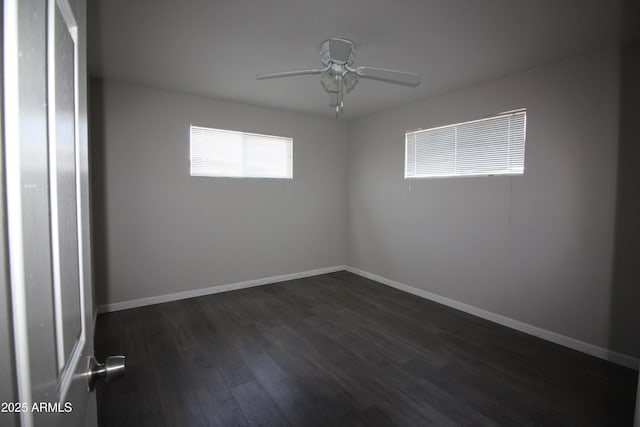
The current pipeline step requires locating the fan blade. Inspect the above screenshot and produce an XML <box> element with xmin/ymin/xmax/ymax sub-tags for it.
<box><xmin>256</xmin><ymin>69</ymin><xmax>324</xmax><ymax>80</ymax></box>
<box><xmin>355</xmin><ymin>66</ymin><xmax>421</xmax><ymax>86</ymax></box>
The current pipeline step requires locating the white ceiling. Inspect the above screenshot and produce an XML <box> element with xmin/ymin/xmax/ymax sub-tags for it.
<box><xmin>88</xmin><ymin>0</ymin><xmax>625</xmax><ymax>119</ymax></box>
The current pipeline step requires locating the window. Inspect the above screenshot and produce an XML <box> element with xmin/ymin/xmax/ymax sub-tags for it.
<box><xmin>405</xmin><ymin>109</ymin><xmax>526</xmax><ymax>178</ymax></box>
<box><xmin>190</xmin><ymin>125</ymin><xmax>293</xmax><ymax>178</ymax></box>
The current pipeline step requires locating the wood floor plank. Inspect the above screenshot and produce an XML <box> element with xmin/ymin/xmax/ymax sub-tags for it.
<box><xmin>181</xmin><ymin>348</ymin><xmax>250</xmax><ymax>427</ymax></box>
<box><xmin>231</xmin><ymin>380</ymin><xmax>291</xmax><ymax>427</ymax></box>
<box><xmin>96</xmin><ymin>272</ymin><xmax>638</xmax><ymax>426</ymax></box>
<box><xmin>238</xmin><ymin>349</ymin><xmax>330</xmax><ymax>427</ymax></box>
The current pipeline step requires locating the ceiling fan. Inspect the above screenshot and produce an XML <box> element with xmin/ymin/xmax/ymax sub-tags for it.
<box><xmin>256</xmin><ymin>37</ymin><xmax>421</xmax><ymax>117</ymax></box>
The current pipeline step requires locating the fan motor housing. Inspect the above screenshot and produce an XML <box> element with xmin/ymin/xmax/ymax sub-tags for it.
<box><xmin>321</xmin><ymin>37</ymin><xmax>356</xmax><ymax>66</ymax></box>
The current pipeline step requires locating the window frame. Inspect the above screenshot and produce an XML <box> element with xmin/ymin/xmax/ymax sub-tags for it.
<box><xmin>404</xmin><ymin>109</ymin><xmax>527</xmax><ymax>180</ymax></box>
<box><xmin>189</xmin><ymin>124</ymin><xmax>294</xmax><ymax>179</ymax></box>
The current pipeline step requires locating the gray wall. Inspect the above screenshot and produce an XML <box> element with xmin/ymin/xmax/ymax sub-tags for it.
<box><xmin>91</xmin><ymin>80</ymin><xmax>347</xmax><ymax>306</ymax></box>
<box><xmin>347</xmin><ymin>49</ymin><xmax>633</xmax><ymax>355</ymax></box>
<box><xmin>611</xmin><ymin>41</ymin><xmax>640</xmax><ymax>358</ymax></box>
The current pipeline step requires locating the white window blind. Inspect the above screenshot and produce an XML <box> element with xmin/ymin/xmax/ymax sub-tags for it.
<box><xmin>405</xmin><ymin>110</ymin><xmax>526</xmax><ymax>178</ymax></box>
<box><xmin>190</xmin><ymin>126</ymin><xmax>293</xmax><ymax>178</ymax></box>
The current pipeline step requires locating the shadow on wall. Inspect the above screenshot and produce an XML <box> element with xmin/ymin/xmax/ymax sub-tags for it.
<box><xmin>87</xmin><ymin>0</ymin><xmax>110</xmax><ymax>311</ymax></box>
<box><xmin>89</xmin><ymin>79</ymin><xmax>110</xmax><ymax>308</ymax></box>
<box><xmin>609</xmin><ymin>31</ymin><xmax>640</xmax><ymax>357</ymax></box>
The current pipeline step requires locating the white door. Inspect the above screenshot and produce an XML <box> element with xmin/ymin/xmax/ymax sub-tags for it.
<box><xmin>2</xmin><ymin>0</ymin><xmax>108</xmax><ymax>425</ymax></box>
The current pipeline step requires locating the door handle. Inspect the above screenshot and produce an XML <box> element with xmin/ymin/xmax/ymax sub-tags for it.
<box><xmin>87</xmin><ymin>355</ymin><xmax>126</xmax><ymax>391</ymax></box>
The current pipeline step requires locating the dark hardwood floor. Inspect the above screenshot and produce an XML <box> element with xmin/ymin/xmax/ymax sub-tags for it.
<box><xmin>95</xmin><ymin>271</ymin><xmax>638</xmax><ymax>426</ymax></box>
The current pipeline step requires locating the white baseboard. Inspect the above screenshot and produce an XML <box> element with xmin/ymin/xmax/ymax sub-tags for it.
<box><xmin>345</xmin><ymin>266</ymin><xmax>639</xmax><ymax>370</ymax></box>
<box><xmin>97</xmin><ymin>265</ymin><xmax>346</xmax><ymax>314</ymax></box>
<box><xmin>96</xmin><ymin>263</ymin><xmax>638</xmax><ymax>370</ymax></box>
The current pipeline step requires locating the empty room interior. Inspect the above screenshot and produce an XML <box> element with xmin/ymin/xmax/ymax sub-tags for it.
<box><xmin>86</xmin><ymin>0</ymin><xmax>640</xmax><ymax>425</ymax></box>
<box><xmin>2</xmin><ymin>0</ymin><xmax>640</xmax><ymax>426</ymax></box>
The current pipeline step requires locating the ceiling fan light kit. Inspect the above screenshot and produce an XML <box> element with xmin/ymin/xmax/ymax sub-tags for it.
<box><xmin>256</xmin><ymin>37</ymin><xmax>421</xmax><ymax>118</ymax></box>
